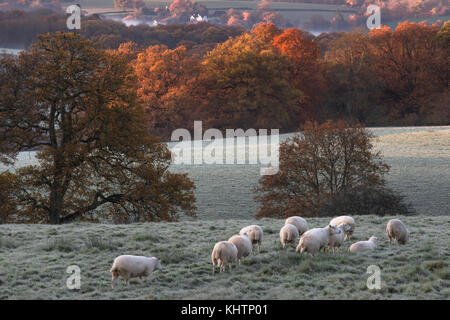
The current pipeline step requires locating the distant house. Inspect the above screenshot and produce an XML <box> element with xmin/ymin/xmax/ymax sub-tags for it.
<box><xmin>190</xmin><ymin>14</ymin><xmax>208</xmax><ymax>23</ymax></box>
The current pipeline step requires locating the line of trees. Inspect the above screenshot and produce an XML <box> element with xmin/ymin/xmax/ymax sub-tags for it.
<box><xmin>0</xmin><ymin>22</ymin><xmax>447</xmax><ymax>224</ymax></box>
<box><xmin>0</xmin><ymin>10</ymin><xmax>245</xmax><ymax>50</ymax></box>
<box><xmin>4</xmin><ymin>20</ymin><xmax>440</xmax><ymax>138</ymax></box>
<box><xmin>123</xmin><ymin>21</ymin><xmax>448</xmax><ymax>139</ymax></box>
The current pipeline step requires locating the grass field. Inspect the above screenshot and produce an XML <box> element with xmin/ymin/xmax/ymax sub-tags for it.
<box><xmin>1</xmin><ymin>127</ymin><xmax>449</xmax><ymax>299</ymax></box>
<box><xmin>0</xmin><ymin>215</ymin><xmax>448</xmax><ymax>299</ymax></box>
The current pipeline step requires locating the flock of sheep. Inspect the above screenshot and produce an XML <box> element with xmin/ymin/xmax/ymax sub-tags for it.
<box><xmin>109</xmin><ymin>216</ymin><xmax>410</xmax><ymax>287</ymax></box>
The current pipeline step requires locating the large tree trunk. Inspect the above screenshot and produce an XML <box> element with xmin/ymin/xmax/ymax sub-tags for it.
<box><xmin>49</xmin><ymin>189</ymin><xmax>64</xmax><ymax>224</ymax></box>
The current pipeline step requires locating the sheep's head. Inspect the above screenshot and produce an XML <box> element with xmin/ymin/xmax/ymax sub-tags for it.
<box><xmin>338</xmin><ymin>223</ymin><xmax>352</xmax><ymax>233</ymax></box>
<box><xmin>327</xmin><ymin>225</ymin><xmax>339</xmax><ymax>235</ymax></box>
<box><xmin>155</xmin><ymin>257</ymin><xmax>163</xmax><ymax>271</ymax></box>
<box><xmin>369</xmin><ymin>236</ymin><xmax>378</xmax><ymax>245</ymax></box>
<box><xmin>110</xmin><ymin>269</ymin><xmax>120</xmax><ymax>277</ymax></box>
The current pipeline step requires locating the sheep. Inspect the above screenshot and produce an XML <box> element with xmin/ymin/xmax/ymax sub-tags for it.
<box><xmin>285</xmin><ymin>216</ymin><xmax>308</xmax><ymax>235</ymax></box>
<box><xmin>239</xmin><ymin>225</ymin><xmax>263</xmax><ymax>253</ymax></box>
<box><xmin>211</xmin><ymin>241</ymin><xmax>238</xmax><ymax>274</ymax></box>
<box><xmin>228</xmin><ymin>234</ymin><xmax>252</xmax><ymax>265</ymax></box>
<box><xmin>329</xmin><ymin>216</ymin><xmax>355</xmax><ymax>239</ymax></box>
<box><xmin>327</xmin><ymin>223</ymin><xmax>352</xmax><ymax>253</ymax></box>
<box><xmin>296</xmin><ymin>225</ymin><xmax>339</xmax><ymax>256</ymax></box>
<box><xmin>348</xmin><ymin>236</ymin><xmax>378</xmax><ymax>253</ymax></box>
<box><xmin>109</xmin><ymin>255</ymin><xmax>163</xmax><ymax>288</ymax></box>
<box><xmin>280</xmin><ymin>224</ymin><xmax>300</xmax><ymax>248</ymax></box>
<box><xmin>386</xmin><ymin>219</ymin><xmax>410</xmax><ymax>245</ymax></box>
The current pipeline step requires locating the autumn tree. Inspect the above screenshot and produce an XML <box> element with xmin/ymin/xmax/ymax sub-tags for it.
<box><xmin>254</xmin><ymin>120</ymin><xmax>390</xmax><ymax>218</ymax></box>
<box><xmin>368</xmin><ymin>22</ymin><xmax>447</xmax><ymax>123</ymax></box>
<box><xmin>323</xmin><ymin>31</ymin><xmax>380</xmax><ymax>122</ymax></box>
<box><xmin>272</xmin><ymin>28</ymin><xmax>324</xmax><ymax>120</ymax></box>
<box><xmin>134</xmin><ymin>44</ymin><xmax>203</xmax><ymax>137</ymax></box>
<box><xmin>200</xmin><ymin>24</ymin><xmax>303</xmax><ymax>131</ymax></box>
<box><xmin>0</xmin><ymin>32</ymin><xmax>196</xmax><ymax>224</ymax></box>
<box><xmin>0</xmin><ymin>171</ymin><xmax>17</xmax><ymax>223</ymax></box>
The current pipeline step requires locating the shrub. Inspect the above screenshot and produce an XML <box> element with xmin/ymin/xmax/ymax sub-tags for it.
<box><xmin>318</xmin><ymin>186</ymin><xmax>415</xmax><ymax>216</ymax></box>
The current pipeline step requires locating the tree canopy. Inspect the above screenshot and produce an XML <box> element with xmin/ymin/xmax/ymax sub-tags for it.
<box><xmin>0</xmin><ymin>32</ymin><xmax>196</xmax><ymax>224</ymax></box>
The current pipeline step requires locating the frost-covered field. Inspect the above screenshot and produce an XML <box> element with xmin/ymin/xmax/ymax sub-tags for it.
<box><xmin>4</xmin><ymin>126</ymin><xmax>449</xmax><ymax>220</ymax></box>
<box><xmin>0</xmin><ymin>126</ymin><xmax>449</xmax><ymax>299</ymax></box>
<box><xmin>168</xmin><ymin>126</ymin><xmax>450</xmax><ymax>220</ymax></box>
<box><xmin>0</xmin><ymin>215</ymin><xmax>448</xmax><ymax>299</ymax></box>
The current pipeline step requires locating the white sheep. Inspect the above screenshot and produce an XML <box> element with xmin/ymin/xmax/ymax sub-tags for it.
<box><xmin>239</xmin><ymin>225</ymin><xmax>263</xmax><ymax>253</ymax></box>
<box><xmin>211</xmin><ymin>241</ymin><xmax>238</xmax><ymax>274</ymax></box>
<box><xmin>296</xmin><ymin>225</ymin><xmax>339</xmax><ymax>256</ymax></box>
<box><xmin>280</xmin><ymin>224</ymin><xmax>300</xmax><ymax>248</ymax></box>
<box><xmin>285</xmin><ymin>216</ymin><xmax>308</xmax><ymax>235</ymax></box>
<box><xmin>348</xmin><ymin>236</ymin><xmax>378</xmax><ymax>253</ymax></box>
<box><xmin>386</xmin><ymin>219</ymin><xmax>410</xmax><ymax>245</ymax></box>
<box><xmin>228</xmin><ymin>234</ymin><xmax>252</xmax><ymax>264</ymax></box>
<box><xmin>109</xmin><ymin>255</ymin><xmax>163</xmax><ymax>288</ymax></box>
<box><xmin>329</xmin><ymin>216</ymin><xmax>355</xmax><ymax>239</ymax></box>
<box><xmin>328</xmin><ymin>223</ymin><xmax>352</xmax><ymax>253</ymax></box>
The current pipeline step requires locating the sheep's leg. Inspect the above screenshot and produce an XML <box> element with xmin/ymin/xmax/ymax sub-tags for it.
<box><xmin>258</xmin><ymin>242</ymin><xmax>261</xmax><ymax>253</ymax></box>
<box><xmin>229</xmin><ymin>262</ymin><xmax>232</xmax><ymax>271</ymax></box>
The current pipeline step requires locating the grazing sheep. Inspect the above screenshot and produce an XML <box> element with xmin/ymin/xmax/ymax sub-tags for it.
<box><xmin>109</xmin><ymin>255</ymin><xmax>163</xmax><ymax>288</ymax></box>
<box><xmin>386</xmin><ymin>219</ymin><xmax>410</xmax><ymax>245</ymax></box>
<box><xmin>349</xmin><ymin>236</ymin><xmax>378</xmax><ymax>253</ymax></box>
<box><xmin>211</xmin><ymin>241</ymin><xmax>238</xmax><ymax>274</ymax></box>
<box><xmin>328</xmin><ymin>223</ymin><xmax>352</xmax><ymax>253</ymax></box>
<box><xmin>296</xmin><ymin>225</ymin><xmax>339</xmax><ymax>256</ymax></box>
<box><xmin>285</xmin><ymin>216</ymin><xmax>308</xmax><ymax>235</ymax></box>
<box><xmin>228</xmin><ymin>234</ymin><xmax>252</xmax><ymax>264</ymax></box>
<box><xmin>239</xmin><ymin>225</ymin><xmax>263</xmax><ymax>253</ymax></box>
<box><xmin>280</xmin><ymin>224</ymin><xmax>300</xmax><ymax>248</ymax></box>
<box><xmin>329</xmin><ymin>216</ymin><xmax>355</xmax><ymax>239</ymax></box>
